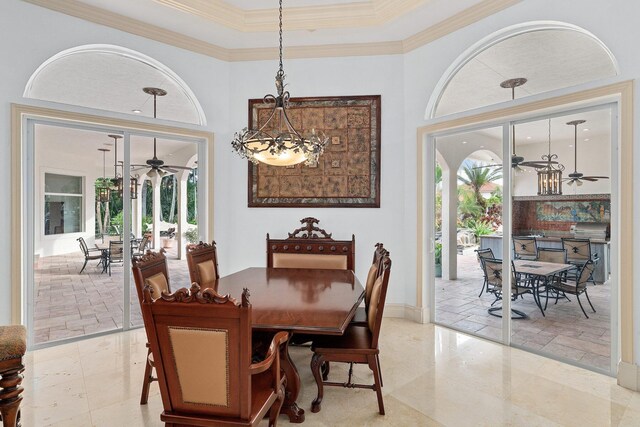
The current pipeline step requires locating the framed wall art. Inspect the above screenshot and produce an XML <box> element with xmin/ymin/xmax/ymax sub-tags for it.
<box><xmin>247</xmin><ymin>95</ymin><xmax>381</xmax><ymax>208</ymax></box>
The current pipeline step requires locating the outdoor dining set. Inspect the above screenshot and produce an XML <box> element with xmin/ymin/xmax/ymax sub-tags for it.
<box><xmin>477</xmin><ymin>236</ymin><xmax>599</xmax><ymax>319</ymax></box>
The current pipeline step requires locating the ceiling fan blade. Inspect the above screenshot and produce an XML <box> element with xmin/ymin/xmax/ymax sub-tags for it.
<box><xmin>163</xmin><ymin>167</ymin><xmax>179</xmax><ymax>173</ymax></box>
<box><xmin>472</xmin><ymin>163</ymin><xmax>502</xmax><ymax>169</ymax></box>
<box><xmin>582</xmin><ymin>176</ymin><xmax>609</xmax><ymax>180</ymax></box>
<box><xmin>519</xmin><ymin>160</ymin><xmax>559</xmax><ymax>167</ymax></box>
<box><xmin>164</xmin><ymin>165</ymin><xmax>194</xmax><ymax>170</ymax></box>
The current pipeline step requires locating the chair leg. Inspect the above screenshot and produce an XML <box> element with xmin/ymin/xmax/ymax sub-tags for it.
<box><xmin>478</xmin><ymin>278</ymin><xmax>486</xmax><ymax>297</ymax></box>
<box><xmin>79</xmin><ymin>258</ymin><xmax>88</xmax><ymax>274</ymax></box>
<box><xmin>268</xmin><ymin>383</ymin><xmax>285</xmax><ymax>427</ymax></box>
<box><xmin>0</xmin><ymin>364</ymin><xmax>24</xmax><ymax>427</ymax></box>
<box><xmin>140</xmin><ymin>349</ymin><xmax>153</xmax><ymax>405</ymax></box>
<box><xmin>321</xmin><ymin>361</ymin><xmax>330</xmax><ymax>381</ymax></box>
<box><xmin>576</xmin><ymin>294</ymin><xmax>589</xmax><ymax>319</ymax></box>
<box><xmin>368</xmin><ymin>355</ymin><xmax>385</xmax><ymax>415</ymax></box>
<box><xmin>376</xmin><ymin>354</ymin><xmax>383</xmax><ymax>388</ymax></box>
<box><xmin>310</xmin><ymin>353</ymin><xmax>325</xmax><ymax>413</ymax></box>
<box><xmin>584</xmin><ymin>289</ymin><xmax>596</xmax><ymax>313</ymax></box>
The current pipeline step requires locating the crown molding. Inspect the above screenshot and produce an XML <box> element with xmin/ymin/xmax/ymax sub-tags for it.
<box><xmin>23</xmin><ymin>0</ymin><xmax>520</xmax><ymax>61</ymax></box>
<box><xmin>154</xmin><ymin>0</ymin><xmax>426</xmax><ymax>32</ymax></box>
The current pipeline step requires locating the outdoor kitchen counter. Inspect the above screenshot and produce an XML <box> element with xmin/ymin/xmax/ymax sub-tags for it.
<box><xmin>479</xmin><ymin>235</ymin><xmax>610</xmax><ymax>283</ymax></box>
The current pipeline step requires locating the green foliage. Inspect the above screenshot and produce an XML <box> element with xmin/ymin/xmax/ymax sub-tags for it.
<box><xmin>434</xmin><ymin>242</ymin><xmax>442</xmax><ymax>265</ymax></box>
<box><xmin>457</xmin><ymin>186</ymin><xmax>483</xmax><ymax>220</ymax></box>
<box><xmin>110</xmin><ymin>211</ymin><xmax>123</xmax><ymax>235</ymax></box>
<box><xmin>184</xmin><ymin>227</ymin><xmax>199</xmax><ymax>244</ymax></box>
<box><xmin>457</xmin><ymin>162</ymin><xmax>502</xmax><ymax>211</ymax></box>
<box><xmin>463</xmin><ymin>219</ymin><xmax>494</xmax><ymax>239</ymax></box>
<box><xmin>486</xmin><ymin>186</ymin><xmax>503</xmax><ymax>207</ymax></box>
<box><xmin>141</xmin><ymin>215</ymin><xmax>152</xmax><ymax>234</ymax></box>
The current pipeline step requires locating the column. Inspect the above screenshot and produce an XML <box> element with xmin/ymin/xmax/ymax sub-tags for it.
<box><xmin>176</xmin><ymin>172</ymin><xmax>189</xmax><ymax>260</ymax></box>
<box><xmin>151</xmin><ymin>174</ymin><xmax>161</xmax><ymax>250</ymax></box>
<box><xmin>441</xmin><ymin>167</ymin><xmax>458</xmax><ymax>280</ymax></box>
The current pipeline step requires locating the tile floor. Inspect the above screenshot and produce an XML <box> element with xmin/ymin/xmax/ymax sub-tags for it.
<box><xmin>20</xmin><ymin>318</ymin><xmax>640</xmax><ymax>426</ymax></box>
<box><xmin>435</xmin><ymin>254</ymin><xmax>611</xmax><ymax>372</ymax></box>
<box><xmin>33</xmin><ymin>244</ymin><xmax>191</xmax><ymax>345</ymax></box>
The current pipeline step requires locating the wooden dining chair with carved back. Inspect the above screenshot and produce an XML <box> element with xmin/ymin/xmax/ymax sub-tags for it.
<box><xmin>310</xmin><ymin>251</ymin><xmax>391</xmax><ymax>416</ymax></box>
<box><xmin>351</xmin><ymin>243</ymin><xmax>387</xmax><ymax>326</ymax></box>
<box><xmin>186</xmin><ymin>241</ymin><xmax>220</xmax><ymax>289</ymax></box>
<box><xmin>131</xmin><ymin>249</ymin><xmax>171</xmax><ymax>405</ymax></box>
<box><xmin>140</xmin><ymin>283</ymin><xmax>288</xmax><ymax>427</ymax></box>
<box><xmin>267</xmin><ymin>217</ymin><xmax>355</xmax><ymax>271</ymax></box>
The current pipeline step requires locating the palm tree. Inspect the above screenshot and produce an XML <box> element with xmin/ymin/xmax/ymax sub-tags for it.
<box><xmin>457</xmin><ymin>162</ymin><xmax>502</xmax><ymax>211</ymax></box>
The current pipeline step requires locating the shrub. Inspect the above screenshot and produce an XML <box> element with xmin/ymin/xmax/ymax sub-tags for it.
<box><xmin>184</xmin><ymin>228</ymin><xmax>199</xmax><ymax>244</ymax></box>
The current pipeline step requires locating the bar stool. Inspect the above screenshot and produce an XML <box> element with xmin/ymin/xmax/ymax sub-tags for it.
<box><xmin>0</xmin><ymin>326</ymin><xmax>26</xmax><ymax>427</ymax></box>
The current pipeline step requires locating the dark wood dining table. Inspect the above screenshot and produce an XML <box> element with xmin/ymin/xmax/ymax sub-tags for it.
<box><xmin>513</xmin><ymin>259</ymin><xmax>575</xmax><ymax>316</ymax></box>
<box><xmin>214</xmin><ymin>267</ymin><xmax>365</xmax><ymax>423</ymax></box>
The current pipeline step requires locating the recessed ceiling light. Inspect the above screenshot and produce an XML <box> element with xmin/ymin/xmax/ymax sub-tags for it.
<box><xmin>526</xmin><ymin>136</ymin><xmax>532</xmax><ymax>140</ymax></box>
<box><xmin>480</xmin><ymin>145</ymin><xmax>484</xmax><ymax>148</ymax></box>
<box><xmin>462</xmin><ymin>141</ymin><xmax>467</xmax><ymax>144</ymax></box>
<box><xmin>583</xmin><ymin>128</ymin><xmax>589</xmax><ymax>132</ymax></box>
<box><xmin>584</xmin><ymin>138</ymin><xmax>590</xmax><ymax>142</ymax></box>
<box><xmin>132</xmin><ymin>109</ymin><xmax>142</xmax><ymax>114</ymax></box>
<box><xmin>569</xmin><ymin>144</ymin><xmax>573</xmax><ymax>147</ymax></box>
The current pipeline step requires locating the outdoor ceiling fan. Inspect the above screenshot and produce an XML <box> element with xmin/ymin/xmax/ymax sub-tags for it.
<box><xmin>130</xmin><ymin>87</ymin><xmax>193</xmax><ymax>177</ymax></box>
<box><xmin>563</xmin><ymin>119</ymin><xmax>609</xmax><ymax>186</ymax></box>
<box><xmin>478</xmin><ymin>78</ymin><xmax>559</xmax><ymax>171</ymax></box>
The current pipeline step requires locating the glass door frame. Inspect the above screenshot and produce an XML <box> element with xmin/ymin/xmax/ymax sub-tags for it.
<box><xmin>24</xmin><ymin>117</ymin><xmax>208</xmax><ymax>349</ymax></box>
<box><xmin>424</xmin><ymin>102</ymin><xmax>619</xmax><ymax>375</ymax></box>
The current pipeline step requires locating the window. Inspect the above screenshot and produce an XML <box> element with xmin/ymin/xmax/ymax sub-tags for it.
<box><xmin>44</xmin><ymin>173</ymin><xmax>83</xmax><ymax>235</ymax></box>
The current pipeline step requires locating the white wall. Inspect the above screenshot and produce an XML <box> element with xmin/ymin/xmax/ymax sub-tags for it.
<box><xmin>219</xmin><ymin>55</ymin><xmax>407</xmax><ymax>306</ymax></box>
<box><xmin>0</xmin><ymin>0</ymin><xmax>230</xmax><ymax>323</ymax></box>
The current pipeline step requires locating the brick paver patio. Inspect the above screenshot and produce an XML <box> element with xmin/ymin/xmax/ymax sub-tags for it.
<box><xmin>33</xmin><ymin>244</ymin><xmax>191</xmax><ymax>345</ymax></box>
<box><xmin>435</xmin><ymin>253</ymin><xmax>611</xmax><ymax>373</ymax></box>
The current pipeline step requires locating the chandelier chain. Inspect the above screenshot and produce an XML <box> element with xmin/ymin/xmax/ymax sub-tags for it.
<box><xmin>278</xmin><ymin>0</ymin><xmax>284</xmax><ymax>77</ymax></box>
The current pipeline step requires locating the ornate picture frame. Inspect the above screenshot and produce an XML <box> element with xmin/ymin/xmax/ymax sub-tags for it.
<box><xmin>247</xmin><ymin>95</ymin><xmax>381</xmax><ymax>208</ymax></box>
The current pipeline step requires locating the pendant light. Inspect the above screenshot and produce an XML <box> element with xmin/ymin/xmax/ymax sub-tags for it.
<box><xmin>231</xmin><ymin>0</ymin><xmax>329</xmax><ymax>166</ymax></box>
<box><xmin>536</xmin><ymin>119</ymin><xmax>564</xmax><ymax>195</ymax></box>
<box><xmin>109</xmin><ymin>134</ymin><xmax>139</xmax><ymax>199</ymax></box>
<box><xmin>97</xmin><ymin>148</ymin><xmax>111</xmax><ymax>203</ymax></box>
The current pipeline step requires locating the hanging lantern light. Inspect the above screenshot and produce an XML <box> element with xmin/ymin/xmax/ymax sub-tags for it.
<box><xmin>97</xmin><ymin>148</ymin><xmax>111</xmax><ymax>203</ymax></box>
<box><xmin>108</xmin><ymin>134</ymin><xmax>139</xmax><ymax>199</ymax></box>
<box><xmin>536</xmin><ymin>119</ymin><xmax>564</xmax><ymax>195</ymax></box>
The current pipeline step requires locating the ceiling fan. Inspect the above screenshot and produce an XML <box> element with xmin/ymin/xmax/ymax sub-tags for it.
<box><xmin>131</xmin><ymin>87</ymin><xmax>193</xmax><ymax>177</ymax></box>
<box><xmin>563</xmin><ymin>119</ymin><xmax>609</xmax><ymax>186</ymax></box>
<box><xmin>477</xmin><ymin>78</ymin><xmax>559</xmax><ymax>171</ymax></box>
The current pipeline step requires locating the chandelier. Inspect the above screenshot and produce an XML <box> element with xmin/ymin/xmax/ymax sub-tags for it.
<box><xmin>536</xmin><ymin>119</ymin><xmax>564</xmax><ymax>195</ymax></box>
<box><xmin>97</xmin><ymin>148</ymin><xmax>111</xmax><ymax>203</ymax></box>
<box><xmin>231</xmin><ymin>0</ymin><xmax>328</xmax><ymax>166</ymax></box>
<box><xmin>108</xmin><ymin>134</ymin><xmax>139</xmax><ymax>199</ymax></box>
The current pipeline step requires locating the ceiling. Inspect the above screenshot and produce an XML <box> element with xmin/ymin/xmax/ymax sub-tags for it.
<box><xmin>28</xmin><ymin>0</ymin><xmax>491</xmax><ymax>50</ymax></box>
<box><xmin>35</xmin><ymin>124</ymin><xmax>198</xmax><ymax>172</ymax></box>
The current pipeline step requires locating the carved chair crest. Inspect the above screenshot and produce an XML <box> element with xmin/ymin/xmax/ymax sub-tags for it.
<box><xmin>143</xmin><ymin>282</ymin><xmax>250</xmax><ymax>307</ymax></box>
<box><xmin>287</xmin><ymin>217</ymin><xmax>333</xmax><ymax>240</ymax></box>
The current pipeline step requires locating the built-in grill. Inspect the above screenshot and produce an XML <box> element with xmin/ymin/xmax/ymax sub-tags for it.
<box><xmin>572</xmin><ymin>222</ymin><xmax>608</xmax><ymax>240</ymax></box>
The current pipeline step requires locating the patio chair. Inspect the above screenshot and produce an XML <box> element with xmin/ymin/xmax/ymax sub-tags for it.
<box><xmin>131</xmin><ymin>235</ymin><xmax>151</xmax><ymax>258</ymax></box>
<box><xmin>475</xmin><ymin>248</ymin><xmax>495</xmax><ymax>297</ymax></box>
<box><xmin>561</xmin><ymin>238</ymin><xmax>599</xmax><ymax>285</ymax></box>
<box><xmin>77</xmin><ymin>237</ymin><xmax>104</xmax><ymax>274</ymax></box>
<box><xmin>513</xmin><ymin>236</ymin><xmax>538</xmax><ymax>260</ymax></box>
<box><xmin>547</xmin><ymin>261</ymin><xmax>596</xmax><ymax>318</ymax></box>
<box><xmin>107</xmin><ymin>241</ymin><xmax>124</xmax><ymax>276</ymax></box>
<box><xmin>482</xmin><ymin>258</ymin><xmax>532</xmax><ymax>319</ymax></box>
<box><xmin>310</xmin><ymin>252</ymin><xmax>391</xmax><ymax>416</ymax></box>
<box><xmin>537</xmin><ymin>248</ymin><xmax>572</xmax><ymax>307</ymax></box>
<box><xmin>141</xmin><ymin>284</ymin><xmax>287</xmax><ymax>426</ymax></box>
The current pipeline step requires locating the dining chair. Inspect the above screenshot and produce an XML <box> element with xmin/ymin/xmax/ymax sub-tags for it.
<box><xmin>475</xmin><ymin>247</ymin><xmax>495</xmax><ymax>297</ymax></box>
<box><xmin>107</xmin><ymin>240</ymin><xmax>124</xmax><ymax>276</ymax></box>
<box><xmin>267</xmin><ymin>217</ymin><xmax>355</xmax><ymax>270</ymax></box>
<box><xmin>0</xmin><ymin>325</ymin><xmax>26</xmax><ymax>427</ymax></box>
<box><xmin>547</xmin><ymin>260</ymin><xmax>596</xmax><ymax>318</ymax></box>
<box><xmin>536</xmin><ymin>248</ymin><xmax>571</xmax><ymax>307</ymax></box>
<box><xmin>561</xmin><ymin>237</ymin><xmax>599</xmax><ymax>285</ymax></box>
<box><xmin>512</xmin><ymin>236</ymin><xmax>538</xmax><ymax>260</ymax></box>
<box><xmin>131</xmin><ymin>249</ymin><xmax>171</xmax><ymax>405</ymax></box>
<box><xmin>140</xmin><ymin>284</ymin><xmax>287</xmax><ymax>427</ymax></box>
<box><xmin>482</xmin><ymin>258</ymin><xmax>531</xmax><ymax>319</ymax></box>
<box><xmin>186</xmin><ymin>241</ymin><xmax>220</xmax><ymax>289</ymax></box>
<box><xmin>310</xmin><ymin>251</ymin><xmax>391</xmax><ymax>415</ymax></box>
<box><xmin>351</xmin><ymin>243</ymin><xmax>386</xmax><ymax>326</ymax></box>
<box><xmin>131</xmin><ymin>234</ymin><xmax>150</xmax><ymax>258</ymax></box>
<box><xmin>77</xmin><ymin>237</ymin><xmax>104</xmax><ymax>273</ymax></box>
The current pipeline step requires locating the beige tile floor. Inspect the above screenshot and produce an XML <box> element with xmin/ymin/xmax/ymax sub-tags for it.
<box><xmin>435</xmin><ymin>254</ymin><xmax>611</xmax><ymax>372</ymax></box>
<box><xmin>33</xmin><ymin>245</ymin><xmax>191</xmax><ymax>345</ymax></box>
<box><xmin>20</xmin><ymin>318</ymin><xmax>640</xmax><ymax>426</ymax></box>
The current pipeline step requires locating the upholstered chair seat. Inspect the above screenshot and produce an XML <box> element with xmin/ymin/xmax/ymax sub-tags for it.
<box><xmin>0</xmin><ymin>325</ymin><xmax>27</xmax><ymax>427</ymax></box>
<box><xmin>0</xmin><ymin>327</ymin><xmax>26</xmax><ymax>362</ymax></box>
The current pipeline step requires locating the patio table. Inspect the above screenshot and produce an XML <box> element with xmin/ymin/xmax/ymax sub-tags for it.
<box><xmin>513</xmin><ymin>260</ymin><xmax>575</xmax><ymax>316</ymax></box>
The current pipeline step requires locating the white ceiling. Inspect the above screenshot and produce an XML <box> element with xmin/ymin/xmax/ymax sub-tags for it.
<box><xmin>435</xmin><ymin>30</ymin><xmax>617</xmax><ymax>117</ymax></box>
<box><xmin>73</xmin><ymin>0</ymin><xmax>481</xmax><ymax>48</ymax></box>
<box><xmin>35</xmin><ymin>124</ymin><xmax>198</xmax><ymax>171</ymax></box>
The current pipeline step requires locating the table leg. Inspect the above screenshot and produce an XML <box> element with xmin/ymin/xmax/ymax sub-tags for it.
<box><xmin>279</xmin><ymin>336</ymin><xmax>305</xmax><ymax>423</ymax></box>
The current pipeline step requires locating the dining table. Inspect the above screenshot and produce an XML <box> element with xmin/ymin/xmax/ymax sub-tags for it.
<box><xmin>513</xmin><ymin>259</ymin><xmax>576</xmax><ymax>316</ymax></box>
<box><xmin>214</xmin><ymin>267</ymin><xmax>365</xmax><ymax>423</ymax></box>
<box><xmin>94</xmin><ymin>242</ymin><xmax>110</xmax><ymax>273</ymax></box>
